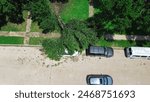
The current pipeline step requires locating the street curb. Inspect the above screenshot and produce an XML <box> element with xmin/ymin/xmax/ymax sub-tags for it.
<box><xmin>112</xmin><ymin>47</ymin><xmax>124</xmax><ymax>50</ymax></box>
<box><xmin>0</xmin><ymin>44</ymin><xmax>124</xmax><ymax>50</ymax></box>
<box><xmin>0</xmin><ymin>44</ymin><xmax>42</xmax><ymax>48</ymax></box>
<box><xmin>0</xmin><ymin>44</ymin><xmax>125</xmax><ymax>50</ymax></box>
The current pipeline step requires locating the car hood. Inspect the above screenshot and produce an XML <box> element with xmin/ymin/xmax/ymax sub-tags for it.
<box><xmin>106</xmin><ymin>47</ymin><xmax>114</xmax><ymax>57</ymax></box>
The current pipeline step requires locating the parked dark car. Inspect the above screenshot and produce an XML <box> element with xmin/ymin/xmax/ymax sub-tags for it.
<box><xmin>86</xmin><ymin>74</ymin><xmax>113</xmax><ymax>85</ymax></box>
<box><xmin>86</xmin><ymin>46</ymin><xmax>114</xmax><ymax>57</ymax></box>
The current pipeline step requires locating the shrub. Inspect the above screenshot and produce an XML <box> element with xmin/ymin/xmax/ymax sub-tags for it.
<box><xmin>42</xmin><ymin>39</ymin><xmax>65</xmax><ymax>60</ymax></box>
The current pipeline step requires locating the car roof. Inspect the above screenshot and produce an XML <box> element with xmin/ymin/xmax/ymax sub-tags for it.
<box><xmin>89</xmin><ymin>46</ymin><xmax>105</xmax><ymax>54</ymax></box>
<box><xmin>130</xmin><ymin>47</ymin><xmax>150</xmax><ymax>56</ymax></box>
<box><xmin>87</xmin><ymin>74</ymin><xmax>113</xmax><ymax>85</ymax></box>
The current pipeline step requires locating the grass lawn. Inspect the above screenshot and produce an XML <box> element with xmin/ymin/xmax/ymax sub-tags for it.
<box><xmin>60</xmin><ymin>0</ymin><xmax>89</xmax><ymax>23</ymax></box>
<box><xmin>0</xmin><ymin>11</ymin><xmax>28</xmax><ymax>32</ymax></box>
<box><xmin>30</xmin><ymin>22</ymin><xmax>43</xmax><ymax>32</ymax></box>
<box><xmin>0</xmin><ymin>36</ymin><xmax>24</xmax><ymax>44</ymax></box>
<box><xmin>97</xmin><ymin>38</ymin><xmax>150</xmax><ymax>47</ymax></box>
<box><xmin>29</xmin><ymin>37</ymin><xmax>47</xmax><ymax>45</ymax></box>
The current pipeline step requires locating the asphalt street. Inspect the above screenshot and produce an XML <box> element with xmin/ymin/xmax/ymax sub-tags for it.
<box><xmin>0</xmin><ymin>47</ymin><xmax>149</xmax><ymax>85</ymax></box>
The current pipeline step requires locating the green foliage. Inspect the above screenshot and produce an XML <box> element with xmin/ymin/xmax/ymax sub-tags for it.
<box><xmin>39</xmin><ymin>15</ymin><xmax>57</xmax><ymax>33</ymax></box>
<box><xmin>129</xmin><ymin>8</ymin><xmax>150</xmax><ymax>35</ymax></box>
<box><xmin>0</xmin><ymin>0</ymin><xmax>57</xmax><ymax>33</ymax></box>
<box><xmin>4</xmin><ymin>0</ymin><xmax>27</xmax><ymax>23</ymax></box>
<box><xmin>42</xmin><ymin>20</ymin><xmax>98</xmax><ymax>60</ymax></box>
<box><xmin>62</xmin><ymin>29</ymin><xmax>80</xmax><ymax>54</ymax></box>
<box><xmin>0</xmin><ymin>10</ymin><xmax>27</xmax><ymax>31</ymax></box>
<box><xmin>28</xmin><ymin>0</ymin><xmax>49</xmax><ymax>21</ymax></box>
<box><xmin>28</xmin><ymin>0</ymin><xmax>57</xmax><ymax>33</ymax></box>
<box><xmin>97</xmin><ymin>39</ymin><xmax>150</xmax><ymax>47</ymax></box>
<box><xmin>0</xmin><ymin>0</ymin><xmax>29</xmax><ymax>29</ymax></box>
<box><xmin>62</xmin><ymin>20</ymin><xmax>98</xmax><ymax>53</ymax></box>
<box><xmin>0</xmin><ymin>36</ymin><xmax>24</xmax><ymax>44</ymax></box>
<box><xmin>50</xmin><ymin>0</ymin><xmax>68</xmax><ymax>3</ymax></box>
<box><xmin>42</xmin><ymin>39</ymin><xmax>65</xmax><ymax>60</ymax></box>
<box><xmin>0</xmin><ymin>0</ymin><xmax>9</xmax><ymax>27</ymax></box>
<box><xmin>29</xmin><ymin>37</ymin><xmax>46</xmax><ymax>45</ymax></box>
<box><xmin>60</xmin><ymin>0</ymin><xmax>89</xmax><ymax>23</ymax></box>
<box><xmin>88</xmin><ymin>0</ymin><xmax>149</xmax><ymax>35</ymax></box>
<box><xmin>30</xmin><ymin>21</ymin><xmax>42</xmax><ymax>32</ymax></box>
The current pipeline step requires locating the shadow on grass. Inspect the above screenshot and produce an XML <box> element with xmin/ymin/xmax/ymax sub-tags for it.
<box><xmin>9</xmin><ymin>14</ymin><xmax>25</xmax><ymax>24</ymax></box>
<box><xmin>0</xmin><ymin>11</ymin><xmax>25</xmax><ymax>30</ymax></box>
<box><xmin>89</xmin><ymin>0</ymin><xmax>101</xmax><ymax>9</ymax></box>
<box><xmin>135</xmin><ymin>41</ymin><xmax>146</xmax><ymax>47</ymax></box>
<box><xmin>87</xmin><ymin>12</ymin><xmax>115</xmax><ymax>39</ymax></box>
<box><xmin>50</xmin><ymin>0</ymin><xmax>68</xmax><ymax>3</ymax></box>
<box><xmin>126</xmin><ymin>21</ymin><xmax>150</xmax><ymax>36</ymax></box>
<box><xmin>0</xmin><ymin>15</ymin><xmax>7</xmax><ymax>29</ymax></box>
<box><xmin>94</xmin><ymin>0</ymin><xmax>101</xmax><ymax>8</ymax></box>
<box><xmin>126</xmin><ymin>35</ymin><xmax>150</xmax><ymax>47</ymax></box>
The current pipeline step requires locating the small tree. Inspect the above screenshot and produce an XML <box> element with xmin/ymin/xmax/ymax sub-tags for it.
<box><xmin>42</xmin><ymin>20</ymin><xmax>98</xmax><ymax>60</ymax></box>
<box><xmin>42</xmin><ymin>39</ymin><xmax>65</xmax><ymax>60</ymax></box>
<box><xmin>62</xmin><ymin>28</ymin><xmax>80</xmax><ymax>54</ymax></box>
<box><xmin>28</xmin><ymin>0</ymin><xmax>57</xmax><ymax>33</ymax></box>
<box><xmin>39</xmin><ymin>15</ymin><xmax>56</xmax><ymax>33</ymax></box>
<box><xmin>62</xmin><ymin>20</ymin><xmax>98</xmax><ymax>54</ymax></box>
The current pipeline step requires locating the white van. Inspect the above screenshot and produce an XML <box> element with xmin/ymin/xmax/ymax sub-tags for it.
<box><xmin>124</xmin><ymin>47</ymin><xmax>150</xmax><ymax>59</ymax></box>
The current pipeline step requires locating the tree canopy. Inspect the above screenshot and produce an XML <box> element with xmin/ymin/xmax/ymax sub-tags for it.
<box><xmin>28</xmin><ymin>0</ymin><xmax>57</xmax><ymax>33</ymax></box>
<box><xmin>0</xmin><ymin>0</ymin><xmax>7</xmax><ymax>27</ymax></box>
<box><xmin>42</xmin><ymin>38</ymin><xmax>65</xmax><ymax>60</ymax></box>
<box><xmin>0</xmin><ymin>0</ymin><xmax>58</xmax><ymax>32</ymax></box>
<box><xmin>0</xmin><ymin>0</ymin><xmax>25</xmax><ymax>27</ymax></box>
<box><xmin>88</xmin><ymin>0</ymin><xmax>149</xmax><ymax>35</ymax></box>
<box><xmin>0</xmin><ymin>0</ymin><xmax>25</xmax><ymax>25</ymax></box>
<box><xmin>62</xmin><ymin>20</ymin><xmax>98</xmax><ymax>54</ymax></box>
<box><xmin>42</xmin><ymin>20</ymin><xmax>98</xmax><ymax>60</ymax></box>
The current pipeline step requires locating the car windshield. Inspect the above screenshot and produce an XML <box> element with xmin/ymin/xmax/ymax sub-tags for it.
<box><xmin>90</xmin><ymin>78</ymin><xmax>103</xmax><ymax>85</ymax></box>
<box><xmin>129</xmin><ymin>48</ymin><xmax>132</xmax><ymax>55</ymax></box>
<box><xmin>90</xmin><ymin>78</ymin><xmax>101</xmax><ymax>84</ymax></box>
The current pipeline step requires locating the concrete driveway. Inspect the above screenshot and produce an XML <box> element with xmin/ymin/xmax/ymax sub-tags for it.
<box><xmin>0</xmin><ymin>47</ymin><xmax>149</xmax><ymax>85</ymax></box>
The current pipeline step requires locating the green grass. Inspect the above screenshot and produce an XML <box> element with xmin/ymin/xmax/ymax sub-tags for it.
<box><xmin>97</xmin><ymin>38</ymin><xmax>150</xmax><ymax>47</ymax></box>
<box><xmin>30</xmin><ymin>22</ymin><xmax>43</xmax><ymax>32</ymax></box>
<box><xmin>29</xmin><ymin>37</ymin><xmax>47</xmax><ymax>45</ymax></box>
<box><xmin>94</xmin><ymin>8</ymin><xmax>101</xmax><ymax>14</ymax></box>
<box><xmin>93</xmin><ymin>0</ymin><xmax>101</xmax><ymax>14</ymax></box>
<box><xmin>60</xmin><ymin>0</ymin><xmax>89</xmax><ymax>23</ymax></box>
<box><xmin>0</xmin><ymin>11</ymin><xmax>28</xmax><ymax>31</ymax></box>
<box><xmin>0</xmin><ymin>36</ymin><xmax>24</xmax><ymax>44</ymax></box>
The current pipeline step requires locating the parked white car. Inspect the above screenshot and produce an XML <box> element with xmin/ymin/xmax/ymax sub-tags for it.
<box><xmin>124</xmin><ymin>47</ymin><xmax>150</xmax><ymax>59</ymax></box>
<box><xmin>63</xmin><ymin>49</ymin><xmax>79</xmax><ymax>56</ymax></box>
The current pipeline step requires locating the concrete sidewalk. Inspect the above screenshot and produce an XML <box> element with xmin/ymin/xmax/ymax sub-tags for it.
<box><xmin>89</xmin><ymin>5</ymin><xmax>94</xmax><ymax>17</ymax></box>
<box><xmin>104</xmin><ymin>34</ymin><xmax>150</xmax><ymax>41</ymax></box>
